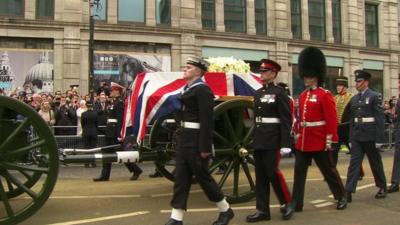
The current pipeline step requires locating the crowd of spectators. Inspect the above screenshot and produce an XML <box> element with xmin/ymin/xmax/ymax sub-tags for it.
<box><xmin>1</xmin><ymin>84</ymin><xmax>113</xmax><ymax>137</ymax></box>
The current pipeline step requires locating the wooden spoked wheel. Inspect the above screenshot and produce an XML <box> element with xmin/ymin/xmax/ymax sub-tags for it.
<box><xmin>0</xmin><ymin>96</ymin><xmax>58</xmax><ymax>225</ymax></box>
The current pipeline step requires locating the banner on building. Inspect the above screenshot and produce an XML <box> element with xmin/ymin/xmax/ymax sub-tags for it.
<box><xmin>93</xmin><ymin>52</ymin><xmax>171</xmax><ymax>91</ymax></box>
<box><xmin>0</xmin><ymin>50</ymin><xmax>54</xmax><ymax>95</ymax></box>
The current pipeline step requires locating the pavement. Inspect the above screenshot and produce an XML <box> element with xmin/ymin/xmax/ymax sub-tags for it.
<box><xmin>19</xmin><ymin>150</ymin><xmax>400</xmax><ymax>225</ymax></box>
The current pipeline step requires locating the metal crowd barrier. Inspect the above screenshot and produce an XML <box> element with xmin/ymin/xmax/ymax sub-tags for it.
<box><xmin>51</xmin><ymin>125</ymin><xmax>107</xmax><ymax>149</ymax></box>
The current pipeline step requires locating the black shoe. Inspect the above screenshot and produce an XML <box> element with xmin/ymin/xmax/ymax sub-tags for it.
<box><xmin>212</xmin><ymin>208</ymin><xmax>234</xmax><ymax>225</ymax></box>
<box><xmin>336</xmin><ymin>197</ymin><xmax>347</xmax><ymax>210</ymax></box>
<box><xmin>246</xmin><ymin>211</ymin><xmax>270</xmax><ymax>223</ymax></box>
<box><xmin>130</xmin><ymin>171</ymin><xmax>142</xmax><ymax>180</ymax></box>
<box><xmin>149</xmin><ymin>171</ymin><xmax>163</xmax><ymax>178</ymax></box>
<box><xmin>388</xmin><ymin>183</ymin><xmax>399</xmax><ymax>193</ymax></box>
<box><xmin>375</xmin><ymin>188</ymin><xmax>387</xmax><ymax>199</ymax></box>
<box><xmin>165</xmin><ymin>218</ymin><xmax>183</xmax><ymax>225</ymax></box>
<box><xmin>346</xmin><ymin>192</ymin><xmax>352</xmax><ymax>203</ymax></box>
<box><xmin>93</xmin><ymin>176</ymin><xmax>109</xmax><ymax>182</ymax></box>
<box><xmin>279</xmin><ymin>204</ymin><xmax>288</xmax><ymax>214</ymax></box>
<box><xmin>282</xmin><ymin>204</ymin><xmax>294</xmax><ymax>220</ymax></box>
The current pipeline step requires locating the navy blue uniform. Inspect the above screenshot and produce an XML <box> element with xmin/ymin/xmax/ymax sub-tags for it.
<box><xmin>170</xmin><ymin>79</ymin><xmax>224</xmax><ymax>210</ymax></box>
<box><xmin>345</xmin><ymin>88</ymin><xmax>387</xmax><ymax>193</ymax></box>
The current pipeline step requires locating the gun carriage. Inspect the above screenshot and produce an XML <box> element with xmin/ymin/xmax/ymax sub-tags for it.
<box><xmin>0</xmin><ymin>88</ymin><xmax>257</xmax><ymax>224</ymax></box>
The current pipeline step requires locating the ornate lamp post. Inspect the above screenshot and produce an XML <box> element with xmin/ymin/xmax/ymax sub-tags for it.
<box><xmin>88</xmin><ymin>0</ymin><xmax>100</xmax><ymax>93</ymax></box>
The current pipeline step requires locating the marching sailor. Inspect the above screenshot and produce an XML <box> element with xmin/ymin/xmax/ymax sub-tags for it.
<box><xmin>165</xmin><ymin>56</ymin><xmax>234</xmax><ymax>225</ymax></box>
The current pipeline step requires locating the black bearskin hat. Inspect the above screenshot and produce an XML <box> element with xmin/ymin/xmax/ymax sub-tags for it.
<box><xmin>298</xmin><ymin>47</ymin><xmax>326</xmax><ymax>86</ymax></box>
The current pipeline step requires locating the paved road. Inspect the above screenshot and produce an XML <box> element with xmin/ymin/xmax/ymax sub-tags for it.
<box><xmin>20</xmin><ymin>150</ymin><xmax>400</xmax><ymax>225</ymax></box>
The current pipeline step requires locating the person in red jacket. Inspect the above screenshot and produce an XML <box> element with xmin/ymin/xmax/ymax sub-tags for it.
<box><xmin>283</xmin><ymin>47</ymin><xmax>347</xmax><ymax>219</ymax></box>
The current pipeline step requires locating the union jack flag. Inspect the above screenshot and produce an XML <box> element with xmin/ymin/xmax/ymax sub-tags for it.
<box><xmin>121</xmin><ymin>72</ymin><xmax>262</xmax><ymax>143</ymax></box>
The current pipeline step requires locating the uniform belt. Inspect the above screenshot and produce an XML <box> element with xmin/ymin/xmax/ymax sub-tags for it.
<box><xmin>180</xmin><ymin>121</ymin><xmax>200</xmax><ymax>129</ymax></box>
<box><xmin>301</xmin><ymin>121</ymin><xmax>326</xmax><ymax>127</ymax></box>
<box><xmin>107</xmin><ymin>119</ymin><xmax>118</xmax><ymax>123</ymax></box>
<box><xmin>354</xmin><ymin>117</ymin><xmax>375</xmax><ymax>123</ymax></box>
<box><xmin>256</xmin><ymin>117</ymin><xmax>281</xmax><ymax>124</ymax></box>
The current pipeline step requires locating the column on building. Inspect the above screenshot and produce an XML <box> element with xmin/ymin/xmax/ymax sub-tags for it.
<box><xmin>274</xmin><ymin>0</ymin><xmax>291</xmax><ymax>38</ymax></box>
<box><xmin>388</xmin><ymin>53</ymin><xmax>399</xmax><ymax>98</ymax></box>
<box><xmin>325</xmin><ymin>0</ymin><xmax>334</xmax><ymax>43</ymax></box>
<box><xmin>347</xmin><ymin>0</ymin><xmax>362</xmax><ymax>46</ymax></box>
<box><xmin>275</xmin><ymin>41</ymin><xmax>290</xmax><ymax>84</ymax></box>
<box><xmin>146</xmin><ymin>0</ymin><xmax>157</xmax><ymax>26</ymax></box>
<box><xmin>25</xmin><ymin>0</ymin><xmax>36</xmax><ymax>19</ymax></box>
<box><xmin>108</xmin><ymin>0</ymin><xmax>118</xmax><ymax>24</ymax></box>
<box><xmin>300</xmin><ymin>0</ymin><xmax>310</xmax><ymax>40</ymax></box>
<box><xmin>246</xmin><ymin>0</ymin><xmax>256</xmax><ymax>35</ymax></box>
<box><xmin>215</xmin><ymin>0</ymin><xmax>225</xmax><ymax>32</ymax></box>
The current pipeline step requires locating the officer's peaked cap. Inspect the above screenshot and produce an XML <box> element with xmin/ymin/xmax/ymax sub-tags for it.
<box><xmin>111</xmin><ymin>82</ymin><xmax>125</xmax><ymax>92</ymax></box>
<box><xmin>298</xmin><ymin>47</ymin><xmax>326</xmax><ymax>85</ymax></box>
<box><xmin>259</xmin><ymin>59</ymin><xmax>281</xmax><ymax>73</ymax></box>
<box><xmin>186</xmin><ymin>56</ymin><xmax>209</xmax><ymax>72</ymax></box>
<box><xmin>354</xmin><ymin>70</ymin><xmax>371</xmax><ymax>82</ymax></box>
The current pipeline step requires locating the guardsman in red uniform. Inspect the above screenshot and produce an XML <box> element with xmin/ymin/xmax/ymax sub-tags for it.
<box><xmin>283</xmin><ymin>47</ymin><xmax>347</xmax><ymax>219</ymax></box>
<box><xmin>246</xmin><ymin>60</ymin><xmax>292</xmax><ymax>223</ymax></box>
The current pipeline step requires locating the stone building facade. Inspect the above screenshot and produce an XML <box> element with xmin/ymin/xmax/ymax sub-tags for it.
<box><xmin>0</xmin><ymin>0</ymin><xmax>399</xmax><ymax>98</ymax></box>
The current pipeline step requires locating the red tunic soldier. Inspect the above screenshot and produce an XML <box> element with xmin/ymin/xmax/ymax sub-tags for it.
<box><xmin>283</xmin><ymin>47</ymin><xmax>347</xmax><ymax>219</ymax></box>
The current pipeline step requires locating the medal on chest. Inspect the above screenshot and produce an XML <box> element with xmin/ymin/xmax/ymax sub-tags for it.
<box><xmin>309</xmin><ymin>94</ymin><xmax>318</xmax><ymax>102</ymax></box>
<box><xmin>365</xmin><ymin>97</ymin><xmax>369</xmax><ymax>104</ymax></box>
<box><xmin>260</xmin><ymin>94</ymin><xmax>276</xmax><ymax>103</ymax></box>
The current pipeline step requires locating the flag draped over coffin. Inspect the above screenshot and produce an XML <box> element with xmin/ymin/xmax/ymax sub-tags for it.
<box><xmin>121</xmin><ymin>72</ymin><xmax>262</xmax><ymax>143</ymax></box>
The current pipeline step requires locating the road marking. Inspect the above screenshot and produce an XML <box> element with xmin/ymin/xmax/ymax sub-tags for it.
<box><xmin>24</xmin><ymin>195</ymin><xmax>141</xmax><ymax>200</ymax></box>
<box><xmin>160</xmin><ymin>205</ymin><xmax>280</xmax><ymax>213</ymax></box>
<box><xmin>315</xmin><ymin>202</ymin><xmax>334</xmax><ymax>208</ymax></box>
<box><xmin>310</xmin><ymin>199</ymin><xmax>327</xmax><ymax>204</ymax></box>
<box><xmin>328</xmin><ymin>183</ymin><xmax>376</xmax><ymax>198</ymax></box>
<box><xmin>47</xmin><ymin>211</ymin><xmax>149</xmax><ymax>225</ymax></box>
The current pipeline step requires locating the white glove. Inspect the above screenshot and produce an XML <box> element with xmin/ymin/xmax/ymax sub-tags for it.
<box><xmin>348</xmin><ymin>143</ymin><xmax>352</xmax><ymax>148</ymax></box>
<box><xmin>280</xmin><ymin>148</ymin><xmax>292</xmax><ymax>156</ymax></box>
<box><xmin>375</xmin><ymin>143</ymin><xmax>383</xmax><ymax>149</ymax></box>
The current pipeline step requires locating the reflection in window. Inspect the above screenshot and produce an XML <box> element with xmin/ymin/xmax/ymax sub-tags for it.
<box><xmin>93</xmin><ymin>0</ymin><xmax>107</xmax><ymax>21</ymax></box>
<box><xmin>365</xmin><ymin>4</ymin><xmax>379</xmax><ymax>47</ymax></box>
<box><xmin>308</xmin><ymin>0</ymin><xmax>325</xmax><ymax>41</ymax></box>
<box><xmin>255</xmin><ymin>0</ymin><xmax>266</xmax><ymax>34</ymax></box>
<box><xmin>224</xmin><ymin>0</ymin><xmax>246</xmax><ymax>33</ymax></box>
<box><xmin>364</xmin><ymin>69</ymin><xmax>383</xmax><ymax>94</ymax></box>
<box><xmin>292</xmin><ymin>64</ymin><xmax>305</xmax><ymax>98</ymax></box>
<box><xmin>291</xmin><ymin>0</ymin><xmax>302</xmax><ymax>39</ymax></box>
<box><xmin>118</xmin><ymin>0</ymin><xmax>145</xmax><ymax>22</ymax></box>
<box><xmin>332</xmin><ymin>0</ymin><xmax>341</xmax><ymax>43</ymax></box>
<box><xmin>202</xmin><ymin>0</ymin><xmax>215</xmax><ymax>30</ymax></box>
<box><xmin>0</xmin><ymin>0</ymin><xmax>24</xmax><ymax>17</ymax></box>
<box><xmin>37</xmin><ymin>0</ymin><xmax>54</xmax><ymax>19</ymax></box>
<box><xmin>156</xmin><ymin>0</ymin><xmax>171</xmax><ymax>25</ymax></box>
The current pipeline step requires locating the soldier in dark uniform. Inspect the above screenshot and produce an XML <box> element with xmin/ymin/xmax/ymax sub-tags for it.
<box><xmin>93</xmin><ymin>82</ymin><xmax>142</xmax><ymax>181</ymax></box>
<box><xmin>246</xmin><ymin>59</ymin><xmax>292</xmax><ymax>223</ymax></box>
<box><xmin>284</xmin><ymin>47</ymin><xmax>347</xmax><ymax>219</ymax></box>
<box><xmin>388</xmin><ymin>98</ymin><xmax>400</xmax><ymax>193</ymax></box>
<box><xmin>81</xmin><ymin>101</ymin><xmax>98</xmax><ymax>150</ymax></box>
<box><xmin>165</xmin><ymin>56</ymin><xmax>234</xmax><ymax>225</ymax></box>
<box><xmin>345</xmin><ymin>70</ymin><xmax>387</xmax><ymax>202</ymax></box>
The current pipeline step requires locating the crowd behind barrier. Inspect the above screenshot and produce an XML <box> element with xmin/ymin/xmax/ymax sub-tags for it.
<box><xmin>0</xmin><ymin>87</ymin><xmax>398</xmax><ymax>152</ymax></box>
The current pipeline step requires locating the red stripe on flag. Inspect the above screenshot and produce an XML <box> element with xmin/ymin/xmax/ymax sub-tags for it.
<box><xmin>251</xmin><ymin>74</ymin><xmax>262</xmax><ymax>84</ymax></box>
<box><xmin>204</xmin><ymin>72</ymin><xmax>227</xmax><ymax>96</ymax></box>
<box><xmin>138</xmin><ymin>79</ymin><xmax>186</xmax><ymax>140</ymax></box>
<box><xmin>130</xmin><ymin>72</ymin><xmax>147</xmax><ymax>126</ymax></box>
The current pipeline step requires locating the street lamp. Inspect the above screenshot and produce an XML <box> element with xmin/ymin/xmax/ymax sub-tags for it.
<box><xmin>88</xmin><ymin>0</ymin><xmax>100</xmax><ymax>93</ymax></box>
